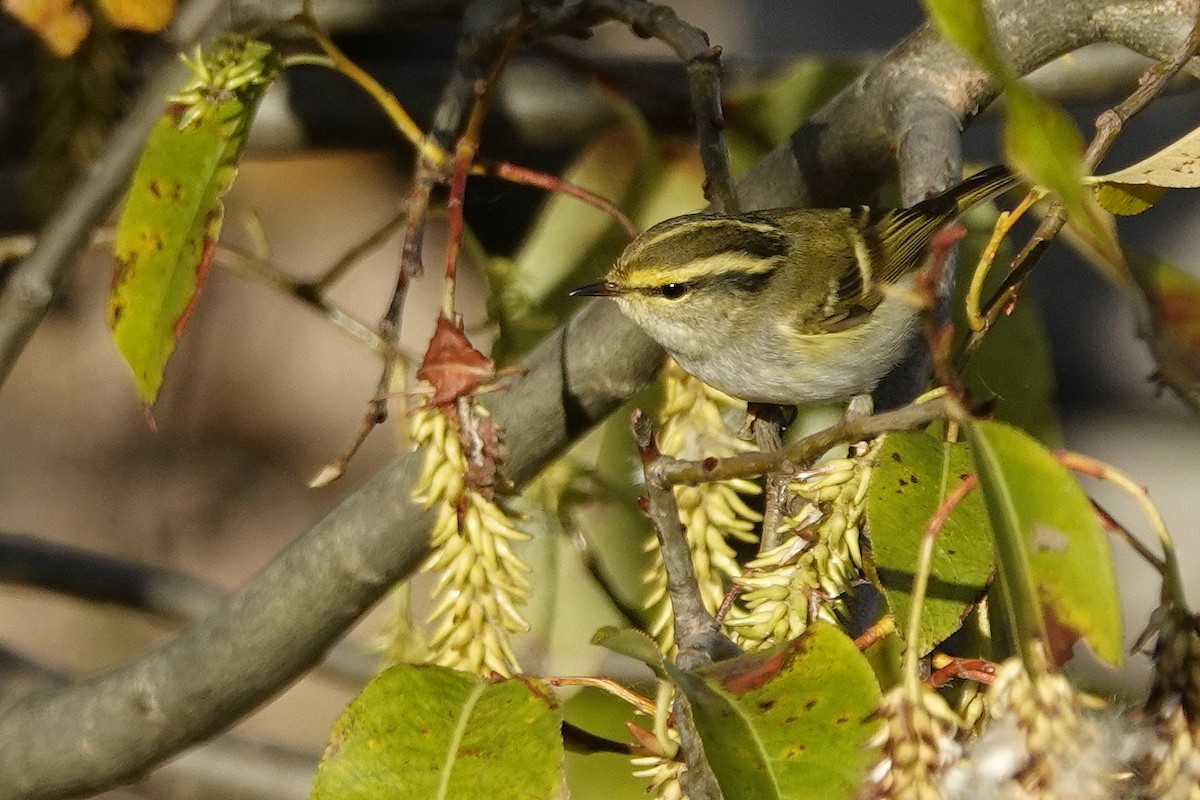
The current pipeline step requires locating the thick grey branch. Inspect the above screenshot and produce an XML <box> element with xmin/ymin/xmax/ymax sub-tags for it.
<box><xmin>0</xmin><ymin>532</ymin><xmax>379</xmax><ymax>687</ymax></box>
<box><xmin>0</xmin><ymin>644</ymin><xmax>319</xmax><ymax>800</ymax></box>
<box><xmin>737</xmin><ymin>0</ymin><xmax>1200</xmax><ymax>212</ymax></box>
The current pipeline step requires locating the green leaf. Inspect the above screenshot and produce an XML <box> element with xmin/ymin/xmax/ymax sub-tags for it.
<box><xmin>109</xmin><ymin>38</ymin><xmax>280</xmax><ymax>408</ymax></box>
<box><xmin>668</xmin><ymin>623</ymin><xmax>881</xmax><ymax>800</ymax></box>
<box><xmin>591</xmin><ymin>626</ymin><xmax>667</xmax><ymax>678</ymax></box>
<box><xmin>1002</xmin><ymin>86</ymin><xmax>1125</xmax><ymax>277</ymax></box>
<box><xmin>312</xmin><ymin>665</ymin><xmax>564</xmax><ymax>800</ymax></box>
<box><xmin>865</xmin><ymin>432</ymin><xmax>993</xmax><ymax>656</ymax></box>
<box><xmin>921</xmin><ymin>0</ymin><xmax>1008</xmax><ymax>77</ymax></box>
<box><xmin>966</xmin><ymin>420</ymin><xmax>1122</xmax><ymax>666</ymax></box>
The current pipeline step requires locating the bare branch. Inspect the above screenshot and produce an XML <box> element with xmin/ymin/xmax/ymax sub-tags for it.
<box><xmin>0</xmin><ymin>532</ymin><xmax>379</xmax><ymax>687</ymax></box>
<box><xmin>0</xmin><ymin>644</ymin><xmax>319</xmax><ymax>800</ymax></box>
<box><xmin>630</xmin><ymin>410</ymin><xmax>738</xmax><ymax>670</ymax></box>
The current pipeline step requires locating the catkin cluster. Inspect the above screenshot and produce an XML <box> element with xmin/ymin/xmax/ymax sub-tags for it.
<box><xmin>410</xmin><ymin>404</ymin><xmax>531</xmax><ymax>676</ymax></box>
<box><xmin>726</xmin><ymin>439</ymin><xmax>879</xmax><ymax>650</ymax></box>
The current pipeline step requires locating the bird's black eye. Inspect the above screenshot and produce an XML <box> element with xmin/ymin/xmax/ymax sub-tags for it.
<box><xmin>659</xmin><ymin>283</ymin><xmax>688</xmax><ymax>300</ymax></box>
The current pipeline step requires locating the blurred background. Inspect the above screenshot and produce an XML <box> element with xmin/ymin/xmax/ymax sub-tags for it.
<box><xmin>0</xmin><ymin>0</ymin><xmax>1196</xmax><ymax>796</ymax></box>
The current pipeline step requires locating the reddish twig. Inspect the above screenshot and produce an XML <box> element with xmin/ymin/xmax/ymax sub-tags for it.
<box><xmin>854</xmin><ymin>615</ymin><xmax>897</xmax><ymax>651</ymax></box>
<box><xmin>916</xmin><ymin>224</ymin><xmax>968</xmax><ymax>398</ymax></box>
<box><xmin>483</xmin><ymin>158</ymin><xmax>638</xmax><ymax>239</ymax></box>
<box><xmin>926</xmin><ymin>655</ymin><xmax>997</xmax><ymax>687</ymax></box>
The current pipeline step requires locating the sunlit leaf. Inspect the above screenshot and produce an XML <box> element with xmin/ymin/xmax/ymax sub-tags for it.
<box><xmin>865</xmin><ymin>432</ymin><xmax>993</xmax><ymax>656</ymax></box>
<box><xmin>967</xmin><ymin>420</ymin><xmax>1122</xmax><ymax>666</ymax></box>
<box><xmin>1089</xmin><ymin>125</ymin><xmax>1200</xmax><ymax>213</ymax></box>
<box><xmin>3</xmin><ymin>0</ymin><xmax>89</xmax><ymax>56</ymax></box>
<box><xmin>312</xmin><ymin>665</ymin><xmax>564</xmax><ymax>800</ymax></box>
<box><xmin>669</xmin><ymin>623</ymin><xmax>880</xmax><ymax>799</ymax></box>
<box><xmin>109</xmin><ymin>38</ymin><xmax>280</xmax><ymax>408</ymax></box>
<box><xmin>1093</xmin><ymin>182</ymin><xmax>1168</xmax><ymax>216</ymax></box>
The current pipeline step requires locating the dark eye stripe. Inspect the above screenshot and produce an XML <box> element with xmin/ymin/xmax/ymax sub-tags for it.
<box><xmin>710</xmin><ymin>266</ymin><xmax>776</xmax><ymax>295</ymax></box>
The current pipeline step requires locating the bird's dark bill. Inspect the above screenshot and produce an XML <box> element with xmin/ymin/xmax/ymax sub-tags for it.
<box><xmin>569</xmin><ymin>281</ymin><xmax>623</xmax><ymax>297</ymax></box>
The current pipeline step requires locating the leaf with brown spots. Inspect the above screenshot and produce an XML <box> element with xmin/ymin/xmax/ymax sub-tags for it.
<box><xmin>666</xmin><ymin>623</ymin><xmax>881</xmax><ymax>800</ymax></box>
<box><xmin>865</xmin><ymin>431</ymin><xmax>993</xmax><ymax>656</ymax></box>
<box><xmin>312</xmin><ymin>664</ymin><xmax>564</xmax><ymax>799</ymax></box>
<box><xmin>109</xmin><ymin>38</ymin><xmax>279</xmax><ymax>410</ymax></box>
<box><xmin>967</xmin><ymin>420</ymin><xmax>1122</xmax><ymax>666</ymax></box>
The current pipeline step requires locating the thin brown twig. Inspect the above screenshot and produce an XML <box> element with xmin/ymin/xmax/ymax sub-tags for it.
<box><xmin>546</xmin><ymin>675</ymin><xmax>657</xmax><ymax>715</ymax></box>
<box><xmin>917</xmin><ymin>224</ymin><xmax>969</xmax><ymax>398</ymax></box>
<box><xmin>443</xmin><ymin>16</ymin><xmax>528</xmax><ymax>317</ymax></box>
<box><xmin>1058</xmin><ymin>449</ymin><xmax>1185</xmax><ymax>605</ymax></box>
<box><xmin>310</xmin><ymin>209</ymin><xmax>409</xmax><ymax>292</ymax></box>
<box><xmin>926</xmin><ymin>655</ymin><xmax>997</xmax><ymax>687</ymax></box>
<box><xmin>531</xmin><ymin>0</ymin><xmax>738</xmax><ymax>214</ymax></box>
<box><xmin>653</xmin><ymin>395</ymin><xmax>951</xmax><ymax>486</ymax></box>
<box><xmin>215</xmin><ymin>243</ymin><xmax>391</xmax><ymax>355</ymax></box>
<box><xmin>1091</xmin><ymin>500</ymin><xmax>1165</xmax><ymax>573</ymax></box>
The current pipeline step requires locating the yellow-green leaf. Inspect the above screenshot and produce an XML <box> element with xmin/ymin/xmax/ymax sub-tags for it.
<box><xmin>312</xmin><ymin>665</ymin><xmax>564</xmax><ymax>800</ymax></box>
<box><xmin>96</xmin><ymin>0</ymin><xmax>173</xmax><ymax>31</ymax></box>
<box><xmin>109</xmin><ymin>38</ymin><xmax>280</xmax><ymax>408</ymax></box>
<box><xmin>966</xmin><ymin>420</ymin><xmax>1122</xmax><ymax>665</ymax></box>
<box><xmin>1088</xmin><ymin>121</ymin><xmax>1200</xmax><ymax>214</ymax></box>
<box><xmin>1090</xmin><ymin>124</ymin><xmax>1200</xmax><ymax>198</ymax></box>
<box><xmin>1093</xmin><ymin>182</ymin><xmax>1168</xmax><ymax>215</ymax></box>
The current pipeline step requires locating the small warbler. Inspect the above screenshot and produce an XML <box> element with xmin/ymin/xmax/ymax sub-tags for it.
<box><xmin>571</xmin><ymin>166</ymin><xmax>1018</xmax><ymax>406</ymax></box>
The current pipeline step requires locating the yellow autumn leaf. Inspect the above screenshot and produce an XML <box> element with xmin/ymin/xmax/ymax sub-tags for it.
<box><xmin>1085</xmin><ymin>125</ymin><xmax>1200</xmax><ymax>215</ymax></box>
<box><xmin>95</xmin><ymin>0</ymin><xmax>174</xmax><ymax>32</ymax></box>
<box><xmin>3</xmin><ymin>0</ymin><xmax>89</xmax><ymax>57</ymax></box>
